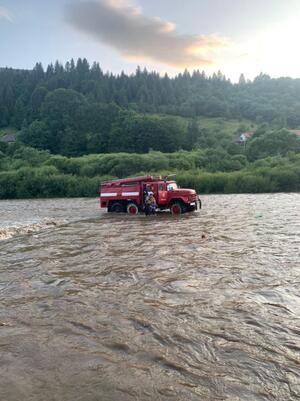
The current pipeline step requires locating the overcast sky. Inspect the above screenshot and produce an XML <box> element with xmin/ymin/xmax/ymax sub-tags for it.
<box><xmin>1</xmin><ymin>0</ymin><xmax>300</xmax><ymax>80</ymax></box>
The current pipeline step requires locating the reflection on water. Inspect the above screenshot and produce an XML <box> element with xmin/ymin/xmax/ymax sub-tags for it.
<box><xmin>0</xmin><ymin>194</ymin><xmax>300</xmax><ymax>401</ymax></box>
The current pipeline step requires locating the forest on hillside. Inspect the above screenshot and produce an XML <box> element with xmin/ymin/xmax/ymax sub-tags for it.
<box><xmin>0</xmin><ymin>59</ymin><xmax>300</xmax><ymax>198</ymax></box>
<box><xmin>2</xmin><ymin>59</ymin><xmax>300</xmax><ymax>127</ymax></box>
<box><xmin>1</xmin><ymin>58</ymin><xmax>300</xmax><ymax>156</ymax></box>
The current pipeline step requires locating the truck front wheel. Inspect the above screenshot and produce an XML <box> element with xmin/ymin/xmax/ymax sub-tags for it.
<box><xmin>170</xmin><ymin>202</ymin><xmax>185</xmax><ymax>215</ymax></box>
<box><xmin>127</xmin><ymin>203</ymin><xmax>139</xmax><ymax>215</ymax></box>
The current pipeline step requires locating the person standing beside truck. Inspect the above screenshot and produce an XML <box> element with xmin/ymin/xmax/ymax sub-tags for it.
<box><xmin>144</xmin><ymin>192</ymin><xmax>157</xmax><ymax>215</ymax></box>
<box><xmin>149</xmin><ymin>193</ymin><xmax>157</xmax><ymax>214</ymax></box>
<box><xmin>143</xmin><ymin>184</ymin><xmax>151</xmax><ymax>201</ymax></box>
<box><xmin>143</xmin><ymin>185</ymin><xmax>152</xmax><ymax>215</ymax></box>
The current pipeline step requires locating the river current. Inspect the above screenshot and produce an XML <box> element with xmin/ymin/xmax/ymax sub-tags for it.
<box><xmin>0</xmin><ymin>194</ymin><xmax>299</xmax><ymax>401</ymax></box>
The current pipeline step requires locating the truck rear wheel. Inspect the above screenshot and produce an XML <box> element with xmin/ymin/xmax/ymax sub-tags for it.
<box><xmin>170</xmin><ymin>202</ymin><xmax>184</xmax><ymax>215</ymax></box>
<box><xmin>127</xmin><ymin>203</ymin><xmax>138</xmax><ymax>215</ymax></box>
<box><xmin>110</xmin><ymin>202</ymin><xmax>124</xmax><ymax>213</ymax></box>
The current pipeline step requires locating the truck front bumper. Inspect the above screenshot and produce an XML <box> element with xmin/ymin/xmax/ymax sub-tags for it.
<box><xmin>187</xmin><ymin>196</ymin><xmax>201</xmax><ymax>211</ymax></box>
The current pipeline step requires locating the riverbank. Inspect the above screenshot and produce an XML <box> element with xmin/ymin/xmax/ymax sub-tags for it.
<box><xmin>0</xmin><ymin>145</ymin><xmax>299</xmax><ymax>199</ymax></box>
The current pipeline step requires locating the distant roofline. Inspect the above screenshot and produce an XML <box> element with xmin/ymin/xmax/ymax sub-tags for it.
<box><xmin>288</xmin><ymin>129</ymin><xmax>300</xmax><ymax>137</ymax></box>
<box><xmin>0</xmin><ymin>133</ymin><xmax>17</xmax><ymax>143</ymax></box>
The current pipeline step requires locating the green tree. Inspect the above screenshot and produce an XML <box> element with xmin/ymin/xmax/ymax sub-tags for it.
<box><xmin>12</xmin><ymin>97</ymin><xmax>27</xmax><ymax>129</ymax></box>
<box><xmin>19</xmin><ymin>120</ymin><xmax>52</xmax><ymax>150</ymax></box>
<box><xmin>30</xmin><ymin>86</ymin><xmax>48</xmax><ymax>120</ymax></box>
<box><xmin>247</xmin><ymin>129</ymin><xmax>300</xmax><ymax>161</ymax></box>
<box><xmin>40</xmin><ymin>88</ymin><xmax>86</xmax><ymax>154</ymax></box>
<box><xmin>184</xmin><ymin>119</ymin><xmax>200</xmax><ymax>150</ymax></box>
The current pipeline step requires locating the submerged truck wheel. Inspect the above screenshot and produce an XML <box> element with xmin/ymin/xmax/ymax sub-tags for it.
<box><xmin>127</xmin><ymin>203</ymin><xmax>138</xmax><ymax>215</ymax></box>
<box><xmin>110</xmin><ymin>202</ymin><xmax>124</xmax><ymax>213</ymax></box>
<box><xmin>170</xmin><ymin>202</ymin><xmax>184</xmax><ymax>215</ymax></box>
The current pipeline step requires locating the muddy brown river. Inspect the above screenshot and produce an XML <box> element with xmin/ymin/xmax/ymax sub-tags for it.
<box><xmin>0</xmin><ymin>194</ymin><xmax>300</xmax><ymax>401</ymax></box>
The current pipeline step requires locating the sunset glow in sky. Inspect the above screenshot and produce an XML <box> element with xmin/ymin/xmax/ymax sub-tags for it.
<box><xmin>1</xmin><ymin>0</ymin><xmax>300</xmax><ymax>81</ymax></box>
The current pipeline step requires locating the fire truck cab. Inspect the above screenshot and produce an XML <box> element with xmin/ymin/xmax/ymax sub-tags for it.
<box><xmin>100</xmin><ymin>175</ymin><xmax>201</xmax><ymax>215</ymax></box>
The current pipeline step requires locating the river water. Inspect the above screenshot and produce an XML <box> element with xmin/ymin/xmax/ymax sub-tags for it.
<box><xmin>0</xmin><ymin>194</ymin><xmax>300</xmax><ymax>401</ymax></box>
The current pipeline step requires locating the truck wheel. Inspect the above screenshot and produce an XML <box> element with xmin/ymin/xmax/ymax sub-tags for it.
<box><xmin>127</xmin><ymin>203</ymin><xmax>138</xmax><ymax>215</ymax></box>
<box><xmin>110</xmin><ymin>202</ymin><xmax>124</xmax><ymax>213</ymax></box>
<box><xmin>170</xmin><ymin>202</ymin><xmax>184</xmax><ymax>215</ymax></box>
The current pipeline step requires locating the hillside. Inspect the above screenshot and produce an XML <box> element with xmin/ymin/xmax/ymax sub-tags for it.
<box><xmin>0</xmin><ymin>59</ymin><xmax>300</xmax><ymax>199</ymax></box>
<box><xmin>0</xmin><ymin>59</ymin><xmax>300</xmax><ymax>157</ymax></box>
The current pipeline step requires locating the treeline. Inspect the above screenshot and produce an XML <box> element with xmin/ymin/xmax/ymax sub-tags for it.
<box><xmin>1</xmin><ymin>58</ymin><xmax>299</xmax><ymax>199</ymax></box>
<box><xmin>17</xmin><ymin>92</ymin><xmax>252</xmax><ymax>156</ymax></box>
<box><xmin>0</xmin><ymin>141</ymin><xmax>299</xmax><ymax>199</ymax></box>
<box><xmin>19</xmin><ymin>95</ymin><xmax>193</xmax><ymax>155</ymax></box>
<box><xmin>18</xmin><ymin>101</ymin><xmax>299</xmax><ymax>160</ymax></box>
<box><xmin>1</xmin><ymin>58</ymin><xmax>300</xmax><ymax>133</ymax></box>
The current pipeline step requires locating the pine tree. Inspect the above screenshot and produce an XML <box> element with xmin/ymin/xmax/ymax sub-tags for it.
<box><xmin>239</xmin><ymin>73</ymin><xmax>246</xmax><ymax>85</ymax></box>
<box><xmin>12</xmin><ymin>97</ymin><xmax>27</xmax><ymax>129</ymax></box>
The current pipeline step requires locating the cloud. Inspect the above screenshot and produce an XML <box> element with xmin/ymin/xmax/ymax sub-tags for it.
<box><xmin>65</xmin><ymin>0</ymin><xmax>228</xmax><ymax>68</ymax></box>
<box><xmin>0</xmin><ymin>6</ymin><xmax>12</xmax><ymax>22</ymax></box>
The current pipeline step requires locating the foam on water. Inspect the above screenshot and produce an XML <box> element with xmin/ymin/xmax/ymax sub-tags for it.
<box><xmin>0</xmin><ymin>219</ymin><xmax>60</xmax><ymax>240</ymax></box>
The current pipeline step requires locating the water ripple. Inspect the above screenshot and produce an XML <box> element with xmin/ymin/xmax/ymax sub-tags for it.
<box><xmin>0</xmin><ymin>194</ymin><xmax>299</xmax><ymax>401</ymax></box>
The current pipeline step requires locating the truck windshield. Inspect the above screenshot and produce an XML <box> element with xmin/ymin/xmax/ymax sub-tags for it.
<box><xmin>167</xmin><ymin>182</ymin><xmax>178</xmax><ymax>191</ymax></box>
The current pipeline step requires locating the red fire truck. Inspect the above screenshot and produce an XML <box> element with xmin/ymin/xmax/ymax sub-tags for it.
<box><xmin>100</xmin><ymin>175</ymin><xmax>201</xmax><ymax>215</ymax></box>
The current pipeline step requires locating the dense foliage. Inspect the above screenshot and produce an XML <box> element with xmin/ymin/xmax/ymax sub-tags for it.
<box><xmin>1</xmin><ymin>59</ymin><xmax>300</xmax><ymax>156</ymax></box>
<box><xmin>2</xmin><ymin>60</ymin><xmax>300</xmax><ymax>126</ymax></box>
<box><xmin>0</xmin><ymin>141</ymin><xmax>299</xmax><ymax>199</ymax></box>
<box><xmin>0</xmin><ymin>59</ymin><xmax>299</xmax><ymax>198</ymax></box>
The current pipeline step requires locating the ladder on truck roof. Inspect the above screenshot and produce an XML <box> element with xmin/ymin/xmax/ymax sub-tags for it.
<box><xmin>101</xmin><ymin>176</ymin><xmax>161</xmax><ymax>186</ymax></box>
